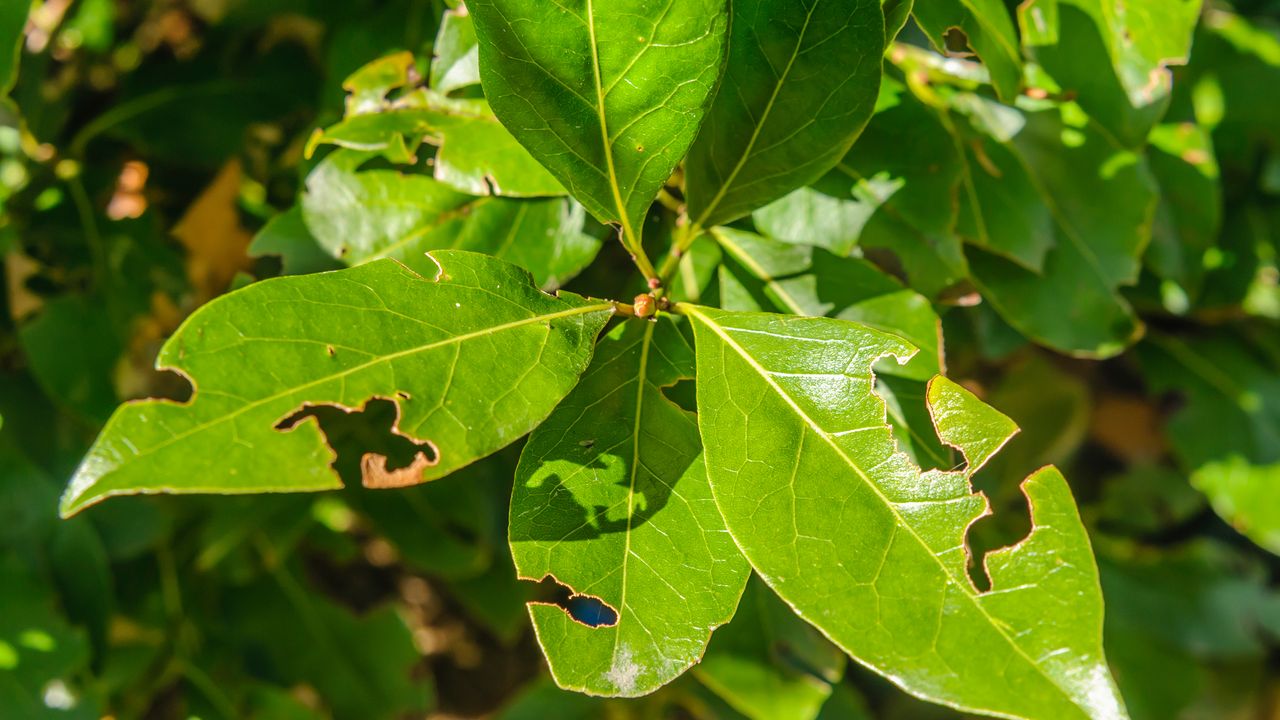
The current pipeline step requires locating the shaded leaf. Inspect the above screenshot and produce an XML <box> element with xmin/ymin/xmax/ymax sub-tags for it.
<box><xmin>61</xmin><ymin>251</ymin><xmax>613</xmax><ymax>516</ymax></box>
<box><xmin>0</xmin><ymin>0</ymin><xmax>24</xmax><ymax>101</ymax></box>
<box><xmin>829</xmin><ymin>77</ymin><xmax>968</xmax><ymax>297</ymax></box>
<box><xmin>248</xmin><ymin>206</ymin><xmax>344</xmax><ymax>277</ymax></box>
<box><xmin>949</xmin><ymin>95</ymin><xmax>1157</xmax><ymax>357</ymax></box>
<box><xmin>512</xmin><ymin>317</ymin><xmax>749</xmax><ymax>696</ymax></box>
<box><xmin>1018</xmin><ymin>0</ymin><xmax>1202</xmax><ymax>146</ymax></box>
<box><xmin>0</xmin><ymin>558</ymin><xmax>96</xmax><ymax>720</ymax></box>
<box><xmin>684</xmin><ymin>0</ymin><xmax>885</xmax><ymax>228</ymax></box>
<box><xmin>1145</xmin><ymin>122</ymin><xmax>1221</xmax><ymax>302</ymax></box>
<box><xmin>695</xmin><ymin>576</ymin><xmax>846</xmax><ymax>720</ymax></box>
<box><xmin>469</xmin><ymin>0</ymin><xmax>729</xmax><ymax>248</ymax></box>
<box><xmin>1139</xmin><ymin>331</ymin><xmax>1280</xmax><ymax>555</ymax></box>
<box><xmin>230</xmin><ymin>569</ymin><xmax>432</xmax><ymax>720</ymax></box>
<box><xmin>912</xmin><ymin>0</ymin><xmax>1022</xmax><ymax>102</ymax></box>
<box><xmin>686</xmin><ymin>306</ymin><xmax>1126</xmax><ymax>719</ymax></box>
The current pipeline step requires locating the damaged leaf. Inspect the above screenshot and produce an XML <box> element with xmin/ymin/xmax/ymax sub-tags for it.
<box><xmin>512</xmin><ymin>317</ymin><xmax>749</xmax><ymax>696</ymax></box>
<box><xmin>60</xmin><ymin>251</ymin><xmax>612</xmax><ymax>516</ymax></box>
<box><xmin>1018</xmin><ymin>0</ymin><xmax>1203</xmax><ymax>146</ymax></box>
<box><xmin>686</xmin><ymin>306</ymin><xmax>1127</xmax><ymax>719</ymax></box>
<box><xmin>912</xmin><ymin>0</ymin><xmax>1022</xmax><ymax>102</ymax></box>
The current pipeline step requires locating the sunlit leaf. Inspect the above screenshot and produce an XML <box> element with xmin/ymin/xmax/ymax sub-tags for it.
<box><xmin>686</xmin><ymin>306</ymin><xmax>1126</xmax><ymax>719</ymax></box>
<box><xmin>512</xmin><ymin>317</ymin><xmax>749</xmax><ymax>696</ymax></box>
<box><xmin>469</xmin><ymin>0</ymin><xmax>728</xmax><ymax>249</ymax></box>
<box><xmin>60</xmin><ymin>252</ymin><xmax>613</xmax><ymax>516</ymax></box>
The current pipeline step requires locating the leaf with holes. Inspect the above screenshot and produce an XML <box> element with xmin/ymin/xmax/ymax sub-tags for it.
<box><xmin>60</xmin><ymin>251</ymin><xmax>613</xmax><ymax>516</ymax></box>
<box><xmin>312</xmin><ymin>50</ymin><xmax>566</xmax><ymax>198</ymax></box>
<box><xmin>686</xmin><ymin>306</ymin><xmax>1127</xmax><ymax>719</ymax></box>
<box><xmin>1018</xmin><ymin>0</ymin><xmax>1203</xmax><ymax>147</ymax></box>
<box><xmin>941</xmin><ymin>92</ymin><xmax>1157</xmax><ymax>358</ymax></box>
<box><xmin>912</xmin><ymin>0</ymin><xmax>1022</xmax><ymax>102</ymax></box>
<box><xmin>711</xmin><ymin>227</ymin><xmax>942</xmax><ymax>382</ymax></box>
<box><xmin>511</xmin><ymin>317</ymin><xmax>749</xmax><ymax>696</ymax></box>
<box><xmin>468</xmin><ymin>0</ymin><xmax>728</xmax><ymax>253</ymax></box>
<box><xmin>301</xmin><ymin>150</ymin><xmax>597</xmax><ymax>289</ymax></box>
<box><xmin>685</xmin><ymin>0</ymin><xmax>885</xmax><ymax>229</ymax></box>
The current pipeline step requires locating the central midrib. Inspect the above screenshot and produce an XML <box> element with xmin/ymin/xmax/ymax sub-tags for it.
<box><xmin>585</xmin><ymin>0</ymin><xmax>637</xmax><ymax>245</ymax></box>
<box><xmin>609</xmin><ymin>320</ymin><xmax>656</xmax><ymax>671</ymax></box>
<box><xmin>693</xmin><ymin>1</ymin><xmax>821</xmax><ymax>228</ymax></box>
<box><xmin>686</xmin><ymin>307</ymin><xmax>1090</xmax><ymax>718</ymax></box>
<box><xmin>93</xmin><ymin>302</ymin><xmax>613</xmax><ymax>475</ymax></box>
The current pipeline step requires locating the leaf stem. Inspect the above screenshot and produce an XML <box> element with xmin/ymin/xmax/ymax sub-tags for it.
<box><xmin>654</xmin><ymin>220</ymin><xmax>704</xmax><ymax>295</ymax></box>
<box><xmin>620</xmin><ymin>228</ymin><xmax>660</xmax><ymax>286</ymax></box>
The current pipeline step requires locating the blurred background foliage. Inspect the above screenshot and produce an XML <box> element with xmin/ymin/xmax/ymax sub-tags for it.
<box><xmin>1</xmin><ymin>0</ymin><xmax>1279</xmax><ymax>718</ymax></box>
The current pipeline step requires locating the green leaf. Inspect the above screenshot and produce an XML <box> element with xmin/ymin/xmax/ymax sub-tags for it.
<box><xmin>1145</xmin><ymin>122</ymin><xmax>1222</xmax><ymax>301</ymax></box>
<box><xmin>1018</xmin><ymin>0</ymin><xmax>1203</xmax><ymax>146</ymax></box>
<box><xmin>950</xmin><ymin>96</ymin><xmax>1157</xmax><ymax>357</ymax></box>
<box><xmin>883</xmin><ymin>0</ymin><xmax>913</xmax><ymax>42</ymax></box>
<box><xmin>311</xmin><ymin>89</ymin><xmax>566</xmax><ymax>197</ymax></box>
<box><xmin>829</xmin><ymin>78</ymin><xmax>968</xmax><ymax>297</ymax></box>
<box><xmin>712</xmin><ymin>227</ymin><xmax>943</xmax><ymax>381</ymax></box>
<box><xmin>912</xmin><ymin>0</ymin><xmax>1023</xmax><ymax>102</ymax></box>
<box><xmin>468</xmin><ymin>0</ymin><xmax>729</xmax><ymax>250</ymax></box>
<box><xmin>695</xmin><ymin>576</ymin><xmax>846</xmax><ymax>720</ymax></box>
<box><xmin>685</xmin><ymin>306</ymin><xmax>1126</xmax><ymax>719</ymax></box>
<box><xmin>1193</xmin><ymin>460</ymin><xmax>1280</xmax><ymax>557</ymax></box>
<box><xmin>249</xmin><ymin>207</ymin><xmax>345</xmax><ymax>276</ymax></box>
<box><xmin>1140</xmin><ymin>331</ymin><xmax>1280</xmax><ymax>555</ymax></box>
<box><xmin>684</xmin><ymin>0</ymin><xmax>885</xmax><ymax>228</ymax></box>
<box><xmin>926</xmin><ymin>376</ymin><xmax>1018</xmax><ymax>475</ymax></box>
<box><xmin>301</xmin><ymin>149</ymin><xmax>475</xmax><ymax>263</ymax></box>
<box><xmin>301</xmin><ymin>151</ymin><xmax>598</xmax><ymax>289</ymax></box>
<box><xmin>752</xmin><ymin>186</ymin><xmax>866</xmax><ymax>257</ymax></box>
<box><xmin>431</xmin><ymin>6</ymin><xmax>481</xmax><ymax>95</ymax></box>
<box><xmin>0</xmin><ymin>0</ymin><xmax>24</xmax><ymax>101</ymax></box>
<box><xmin>60</xmin><ymin>251</ymin><xmax>613</xmax><ymax>516</ymax></box>
<box><xmin>512</xmin><ymin>317</ymin><xmax>749</xmax><ymax>696</ymax></box>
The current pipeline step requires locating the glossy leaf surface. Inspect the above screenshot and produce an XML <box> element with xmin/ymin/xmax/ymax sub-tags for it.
<box><xmin>685</xmin><ymin>0</ymin><xmax>885</xmax><ymax>228</ymax></box>
<box><xmin>712</xmin><ymin>227</ymin><xmax>942</xmax><ymax>381</ymax></box>
<box><xmin>61</xmin><ymin>252</ymin><xmax>612</xmax><ymax>516</ymax></box>
<box><xmin>512</xmin><ymin>317</ymin><xmax>749</xmax><ymax>696</ymax></box>
<box><xmin>469</xmin><ymin>0</ymin><xmax>728</xmax><ymax>246</ymax></box>
<box><xmin>686</xmin><ymin>306</ymin><xmax>1126</xmax><ymax>719</ymax></box>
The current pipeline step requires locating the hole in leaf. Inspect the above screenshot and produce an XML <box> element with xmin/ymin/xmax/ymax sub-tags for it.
<box><xmin>942</xmin><ymin>27</ymin><xmax>974</xmax><ymax>56</ymax></box>
<box><xmin>527</xmin><ymin>576</ymin><xmax>618</xmax><ymax>628</ymax></box>
<box><xmin>661</xmin><ymin>379</ymin><xmax>696</xmax><ymax>413</ymax></box>
<box><xmin>275</xmin><ymin>398</ymin><xmax>438</xmax><ymax>488</ymax></box>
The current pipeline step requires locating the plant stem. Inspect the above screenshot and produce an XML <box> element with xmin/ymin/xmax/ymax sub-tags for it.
<box><xmin>620</xmin><ymin>228</ymin><xmax>660</xmax><ymax>285</ymax></box>
<box><xmin>654</xmin><ymin>221</ymin><xmax>704</xmax><ymax>295</ymax></box>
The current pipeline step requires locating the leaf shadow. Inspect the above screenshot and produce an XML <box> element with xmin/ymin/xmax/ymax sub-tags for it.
<box><xmin>510</xmin><ymin>433</ymin><xmax>693</xmax><ymax>543</ymax></box>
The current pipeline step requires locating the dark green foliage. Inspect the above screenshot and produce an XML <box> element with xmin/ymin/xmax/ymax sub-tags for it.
<box><xmin>2</xmin><ymin>1</ymin><xmax>1279</xmax><ymax>719</ymax></box>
